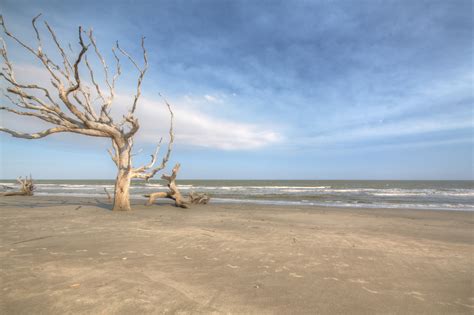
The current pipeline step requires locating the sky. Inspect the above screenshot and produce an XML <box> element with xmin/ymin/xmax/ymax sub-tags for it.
<box><xmin>0</xmin><ymin>0</ymin><xmax>472</xmax><ymax>180</ymax></box>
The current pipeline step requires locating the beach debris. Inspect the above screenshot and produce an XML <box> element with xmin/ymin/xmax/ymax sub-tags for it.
<box><xmin>184</xmin><ymin>256</ymin><xmax>192</xmax><ymax>260</ymax></box>
<box><xmin>103</xmin><ymin>188</ymin><xmax>112</xmax><ymax>201</ymax></box>
<box><xmin>227</xmin><ymin>264</ymin><xmax>239</xmax><ymax>269</ymax></box>
<box><xmin>145</xmin><ymin>163</ymin><xmax>210</xmax><ymax>208</ymax></box>
<box><xmin>74</xmin><ymin>206</ymin><xmax>82</xmax><ymax>210</ymax></box>
<box><xmin>70</xmin><ymin>283</ymin><xmax>81</xmax><ymax>288</ymax></box>
<box><xmin>0</xmin><ymin>176</ymin><xmax>35</xmax><ymax>197</ymax></box>
<box><xmin>12</xmin><ymin>235</ymin><xmax>53</xmax><ymax>245</ymax></box>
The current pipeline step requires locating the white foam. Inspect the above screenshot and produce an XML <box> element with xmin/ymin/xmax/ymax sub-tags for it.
<box><xmin>210</xmin><ymin>198</ymin><xmax>474</xmax><ymax>211</ymax></box>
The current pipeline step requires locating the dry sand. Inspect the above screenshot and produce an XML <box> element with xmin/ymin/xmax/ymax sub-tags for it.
<box><xmin>0</xmin><ymin>196</ymin><xmax>473</xmax><ymax>314</ymax></box>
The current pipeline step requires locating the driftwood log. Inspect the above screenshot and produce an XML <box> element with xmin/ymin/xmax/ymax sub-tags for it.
<box><xmin>145</xmin><ymin>163</ymin><xmax>210</xmax><ymax>208</ymax></box>
<box><xmin>0</xmin><ymin>176</ymin><xmax>35</xmax><ymax>196</ymax></box>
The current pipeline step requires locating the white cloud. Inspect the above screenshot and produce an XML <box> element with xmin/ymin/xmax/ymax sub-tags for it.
<box><xmin>135</xmin><ymin>96</ymin><xmax>282</xmax><ymax>150</ymax></box>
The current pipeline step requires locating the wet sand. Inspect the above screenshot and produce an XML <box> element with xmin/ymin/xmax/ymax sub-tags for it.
<box><xmin>0</xmin><ymin>196</ymin><xmax>473</xmax><ymax>314</ymax></box>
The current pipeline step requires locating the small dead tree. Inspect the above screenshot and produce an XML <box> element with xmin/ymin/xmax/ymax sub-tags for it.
<box><xmin>0</xmin><ymin>15</ymin><xmax>174</xmax><ymax>211</ymax></box>
<box><xmin>145</xmin><ymin>163</ymin><xmax>210</xmax><ymax>208</ymax></box>
<box><xmin>0</xmin><ymin>176</ymin><xmax>35</xmax><ymax>196</ymax></box>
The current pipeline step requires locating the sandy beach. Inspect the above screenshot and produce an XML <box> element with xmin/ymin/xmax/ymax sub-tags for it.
<box><xmin>0</xmin><ymin>196</ymin><xmax>472</xmax><ymax>314</ymax></box>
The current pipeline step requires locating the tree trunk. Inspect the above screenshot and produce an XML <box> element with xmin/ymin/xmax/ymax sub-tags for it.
<box><xmin>113</xmin><ymin>170</ymin><xmax>131</xmax><ymax>211</ymax></box>
<box><xmin>112</xmin><ymin>148</ymin><xmax>132</xmax><ymax>211</ymax></box>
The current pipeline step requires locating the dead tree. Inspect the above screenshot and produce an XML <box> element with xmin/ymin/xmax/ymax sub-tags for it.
<box><xmin>145</xmin><ymin>163</ymin><xmax>210</xmax><ymax>208</ymax></box>
<box><xmin>0</xmin><ymin>176</ymin><xmax>35</xmax><ymax>196</ymax></box>
<box><xmin>0</xmin><ymin>15</ymin><xmax>174</xmax><ymax>211</ymax></box>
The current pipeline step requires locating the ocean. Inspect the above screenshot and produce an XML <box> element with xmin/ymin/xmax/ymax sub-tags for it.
<box><xmin>1</xmin><ymin>179</ymin><xmax>473</xmax><ymax>211</ymax></box>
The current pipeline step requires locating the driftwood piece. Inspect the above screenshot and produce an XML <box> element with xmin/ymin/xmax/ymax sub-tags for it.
<box><xmin>103</xmin><ymin>187</ymin><xmax>112</xmax><ymax>201</ymax></box>
<box><xmin>145</xmin><ymin>163</ymin><xmax>210</xmax><ymax>208</ymax></box>
<box><xmin>0</xmin><ymin>176</ymin><xmax>35</xmax><ymax>196</ymax></box>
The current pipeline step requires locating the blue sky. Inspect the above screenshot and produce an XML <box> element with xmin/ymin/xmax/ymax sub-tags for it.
<box><xmin>0</xmin><ymin>0</ymin><xmax>472</xmax><ymax>179</ymax></box>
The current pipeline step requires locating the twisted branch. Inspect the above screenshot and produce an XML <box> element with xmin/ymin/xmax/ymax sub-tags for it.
<box><xmin>132</xmin><ymin>99</ymin><xmax>174</xmax><ymax>180</ymax></box>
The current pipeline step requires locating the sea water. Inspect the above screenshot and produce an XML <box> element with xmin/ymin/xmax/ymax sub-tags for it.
<box><xmin>0</xmin><ymin>180</ymin><xmax>472</xmax><ymax>211</ymax></box>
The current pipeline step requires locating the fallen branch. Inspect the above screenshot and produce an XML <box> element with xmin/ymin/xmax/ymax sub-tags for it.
<box><xmin>145</xmin><ymin>163</ymin><xmax>210</xmax><ymax>208</ymax></box>
<box><xmin>0</xmin><ymin>176</ymin><xmax>35</xmax><ymax>196</ymax></box>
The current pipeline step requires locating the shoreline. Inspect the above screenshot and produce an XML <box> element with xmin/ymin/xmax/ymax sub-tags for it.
<box><xmin>7</xmin><ymin>194</ymin><xmax>474</xmax><ymax>212</ymax></box>
<box><xmin>1</xmin><ymin>196</ymin><xmax>473</xmax><ymax>314</ymax></box>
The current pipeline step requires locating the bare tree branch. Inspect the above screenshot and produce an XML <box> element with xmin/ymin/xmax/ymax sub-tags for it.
<box><xmin>116</xmin><ymin>37</ymin><xmax>148</xmax><ymax>116</ymax></box>
<box><xmin>44</xmin><ymin>20</ymin><xmax>73</xmax><ymax>79</ymax></box>
<box><xmin>132</xmin><ymin>99</ymin><xmax>174</xmax><ymax>181</ymax></box>
<box><xmin>0</xmin><ymin>126</ymin><xmax>70</xmax><ymax>139</ymax></box>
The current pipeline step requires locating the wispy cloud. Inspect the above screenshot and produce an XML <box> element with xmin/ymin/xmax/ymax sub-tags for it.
<box><xmin>300</xmin><ymin>114</ymin><xmax>472</xmax><ymax>147</ymax></box>
<box><xmin>135</xmin><ymin>96</ymin><xmax>283</xmax><ymax>150</ymax></box>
